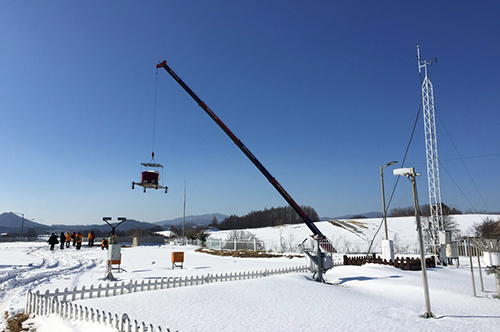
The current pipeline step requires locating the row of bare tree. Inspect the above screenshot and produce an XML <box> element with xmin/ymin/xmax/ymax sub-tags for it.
<box><xmin>215</xmin><ymin>205</ymin><xmax>319</xmax><ymax>231</ymax></box>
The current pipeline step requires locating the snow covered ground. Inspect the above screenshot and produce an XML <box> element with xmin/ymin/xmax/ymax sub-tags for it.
<box><xmin>1</xmin><ymin>215</ymin><xmax>499</xmax><ymax>331</ymax></box>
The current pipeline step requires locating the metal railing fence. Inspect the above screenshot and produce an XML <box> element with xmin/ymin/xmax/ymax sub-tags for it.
<box><xmin>206</xmin><ymin>237</ymin><xmax>422</xmax><ymax>255</ymax></box>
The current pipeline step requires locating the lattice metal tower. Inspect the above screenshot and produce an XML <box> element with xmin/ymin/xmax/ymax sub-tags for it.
<box><xmin>417</xmin><ymin>45</ymin><xmax>444</xmax><ymax>260</ymax></box>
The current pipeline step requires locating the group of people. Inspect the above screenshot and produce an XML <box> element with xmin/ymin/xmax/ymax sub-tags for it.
<box><xmin>47</xmin><ymin>230</ymin><xmax>108</xmax><ymax>251</ymax></box>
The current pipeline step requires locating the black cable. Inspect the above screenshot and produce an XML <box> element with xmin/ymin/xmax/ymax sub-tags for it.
<box><xmin>365</xmin><ymin>102</ymin><xmax>422</xmax><ymax>256</ymax></box>
<box><xmin>435</xmin><ymin>111</ymin><xmax>490</xmax><ymax>212</ymax></box>
<box><xmin>438</xmin><ymin>162</ymin><xmax>479</xmax><ymax>214</ymax></box>
<box><xmin>365</xmin><ymin>65</ymin><xmax>425</xmax><ymax>257</ymax></box>
<box><xmin>439</xmin><ymin>153</ymin><xmax>500</xmax><ymax>162</ymax></box>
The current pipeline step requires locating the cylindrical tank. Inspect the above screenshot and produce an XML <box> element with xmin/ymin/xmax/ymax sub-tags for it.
<box><xmin>484</xmin><ymin>252</ymin><xmax>500</xmax><ymax>266</ymax></box>
<box><xmin>141</xmin><ymin>170</ymin><xmax>160</xmax><ymax>184</ymax></box>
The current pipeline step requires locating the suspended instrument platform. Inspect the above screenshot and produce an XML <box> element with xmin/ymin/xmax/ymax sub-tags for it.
<box><xmin>132</xmin><ymin>162</ymin><xmax>168</xmax><ymax>193</ymax></box>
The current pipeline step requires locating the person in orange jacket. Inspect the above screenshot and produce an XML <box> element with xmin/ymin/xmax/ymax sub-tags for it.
<box><xmin>75</xmin><ymin>232</ymin><xmax>83</xmax><ymax>250</ymax></box>
<box><xmin>101</xmin><ymin>238</ymin><xmax>109</xmax><ymax>250</ymax></box>
<box><xmin>65</xmin><ymin>232</ymin><xmax>71</xmax><ymax>248</ymax></box>
<box><xmin>87</xmin><ymin>231</ymin><xmax>95</xmax><ymax>247</ymax></box>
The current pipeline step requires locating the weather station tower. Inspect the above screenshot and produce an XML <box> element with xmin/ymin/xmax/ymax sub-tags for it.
<box><xmin>417</xmin><ymin>45</ymin><xmax>445</xmax><ymax>263</ymax></box>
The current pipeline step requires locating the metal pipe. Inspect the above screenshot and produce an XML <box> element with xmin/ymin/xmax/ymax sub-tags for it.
<box><xmin>477</xmin><ymin>249</ymin><xmax>484</xmax><ymax>292</ymax></box>
<box><xmin>467</xmin><ymin>238</ymin><xmax>476</xmax><ymax>297</ymax></box>
<box><xmin>409</xmin><ymin>167</ymin><xmax>435</xmax><ymax>318</ymax></box>
<box><xmin>380</xmin><ymin>161</ymin><xmax>397</xmax><ymax>240</ymax></box>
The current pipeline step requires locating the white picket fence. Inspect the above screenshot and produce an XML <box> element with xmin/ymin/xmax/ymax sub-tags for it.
<box><xmin>25</xmin><ymin>291</ymin><xmax>163</xmax><ymax>332</ymax></box>
<box><xmin>25</xmin><ymin>265</ymin><xmax>310</xmax><ymax>331</ymax></box>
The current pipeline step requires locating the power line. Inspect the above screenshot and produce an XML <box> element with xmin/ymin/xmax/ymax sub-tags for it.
<box><xmin>438</xmin><ymin>162</ymin><xmax>479</xmax><ymax>214</ymax></box>
<box><xmin>435</xmin><ymin>108</ymin><xmax>490</xmax><ymax>212</ymax></box>
<box><xmin>366</xmin><ymin>101</ymin><xmax>422</xmax><ymax>256</ymax></box>
<box><xmin>405</xmin><ymin>152</ymin><xmax>500</xmax><ymax>165</ymax></box>
<box><xmin>440</xmin><ymin>153</ymin><xmax>500</xmax><ymax>162</ymax></box>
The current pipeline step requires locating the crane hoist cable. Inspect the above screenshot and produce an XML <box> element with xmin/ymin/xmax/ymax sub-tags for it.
<box><xmin>151</xmin><ymin>67</ymin><xmax>159</xmax><ymax>162</ymax></box>
<box><xmin>130</xmin><ymin>67</ymin><xmax>168</xmax><ymax>194</ymax></box>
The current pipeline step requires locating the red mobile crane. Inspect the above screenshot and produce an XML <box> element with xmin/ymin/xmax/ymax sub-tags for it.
<box><xmin>156</xmin><ymin>60</ymin><xmax>336</xmax><ymax>281</ymax></box>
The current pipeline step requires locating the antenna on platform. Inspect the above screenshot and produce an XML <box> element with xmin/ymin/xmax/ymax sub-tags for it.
<box><xmin>417</xmin><ymin>44</ymin><xmax>422</xmax><ymax>73</ymax></box>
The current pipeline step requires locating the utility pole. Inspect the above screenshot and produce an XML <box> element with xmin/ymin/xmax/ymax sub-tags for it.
<box><xmin>394</xmin><ymin>167</ymin><xmax>435</xmax><ymax>318</ymax></box>
<box><xmin>183</xmin><ymin>180</ymin><xmax>186</xmax><ymax>245</ymax></box>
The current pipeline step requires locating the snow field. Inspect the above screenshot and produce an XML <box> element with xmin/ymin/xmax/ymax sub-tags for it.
<box><xmin>1</xmin><ymin>215</ymin><xmax>500</xmax><ymax>331</ymax></box>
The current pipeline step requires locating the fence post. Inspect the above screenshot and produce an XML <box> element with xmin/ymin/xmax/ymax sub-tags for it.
<box><xmin>66</xmin><ymin>303</ymin><xmax>71</xmax><ymax>319</ymax></box>
<box><xmin>25</xmin><ymin>290</ymin><xmax>32</xmax><ymax>314</ymax></box>
<box><xmin>128</xmin><ymin>280</ymin><xmax>133</xmax><ymax>293</ymax></box>
<box><xmin>50</xmin><ymin>297</ymin><xmax>56</xmax><ymax>314</ymax></box>
<box><xmin>62</xmin><ymin>287</ymin><xmax>68</xmax><ymax>302</ymax></box>
<box><xmin>32</xmin><ymin>291</ymin><xmax>37</xmax><ymax>314</ymax></box>
<box><xmin>107</xmin><ymin>312</ymin><xmax>113</xmax><ymax>327</ymax></box>
<box><xmin>113</xmin><ymin>313</ymin><xmax>119</xmax><ymax>330</ymax></box>
<box><xmin>80</xmin><ymin>285</ymin><xmax>86</xmax><ymax>300</ymax></box>
<box><xmin>41</xmin><ymin>296</ymin><xmax>47</xmax><ymax>315</ymax></box>
<box><xmin>71</xmin><ymin>286</ymin><xmax>77</xmax><ymax>301</ymax></box>
<box><xmin>54</xmin><ymin>299</ymin><xmax>60</xmax><ymax>315</ymax></box>
<box><xmin>34</xmin><ymin>291</ymin><xmax>40</xmax><ymax>315</ymax></box>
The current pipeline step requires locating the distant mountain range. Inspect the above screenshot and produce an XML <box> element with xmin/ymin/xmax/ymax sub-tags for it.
<box><xmin>0</xmin><ymin>212</ymin><xmax>229</xmax><ymax>235</ymax></box>
<box><xmin>0</xmin><ymin>212</ymin><xmax>162</xmax><ymax>235</ymax></box>
<box><xmin>0</xmin><ymin>211</ymin><xmax>381</xmax><ymax>235</ymax></box>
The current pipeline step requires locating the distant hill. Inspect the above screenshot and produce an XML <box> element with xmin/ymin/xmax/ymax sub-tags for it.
<box><xmin>0</xmin><ymin>212</ymin><xmax>51</xmax><ymax>235</ymax></box>
<box><xmin>154</xmin><ymin>213</ymin><xmax>228</xmax><ymax>228</ymax></box>
<box><xmin>321</xmin><ymin>212</ymin><xmax>383</xmax><ymax>220</ymax></box>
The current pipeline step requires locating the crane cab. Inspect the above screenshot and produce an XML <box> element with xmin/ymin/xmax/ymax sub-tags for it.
<box><xmin>132</xmin><ymin>162</ymin><xmax>168</xmax><ymax>193</ymax></box>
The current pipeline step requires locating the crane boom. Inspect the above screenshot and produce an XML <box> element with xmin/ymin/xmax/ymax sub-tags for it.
<box><xmin>156</xmin><ymin>60</ymin><xmax>328</xmax><ymax>240</ymax></box>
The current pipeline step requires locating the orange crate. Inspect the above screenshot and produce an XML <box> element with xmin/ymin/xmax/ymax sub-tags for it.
<box><xmin>171</xmin><ymin>251</ymin><xmax>184</xmax><ymax>263</ymax></box>
<box><xmin>171</xmin><ymin>251</ymin><xmax>184</xmax><ymax>269</ymax></box>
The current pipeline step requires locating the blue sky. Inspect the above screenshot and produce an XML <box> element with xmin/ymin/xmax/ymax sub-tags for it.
<box><xmin>1</xmin><ymin>1</ymin><xmax>499</xmax><ymax>226</ymax></box>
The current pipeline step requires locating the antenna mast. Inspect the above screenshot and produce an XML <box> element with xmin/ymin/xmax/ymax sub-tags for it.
<box><xmin>417</xmin><ymin>45</ymin><xmax>444</xmax><ymax>263</ymax></box>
